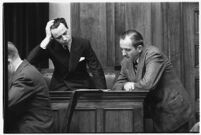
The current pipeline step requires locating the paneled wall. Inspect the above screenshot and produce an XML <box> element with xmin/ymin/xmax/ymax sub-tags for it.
<box><xmin>182</xmin><ymin>3</ymin><xmax>199</xmax><ymax>126</ymax></box>
<box><xmin>71</xmin><ymin>3</ymin><xmax>184</xmax><ymax>78</ymax></box>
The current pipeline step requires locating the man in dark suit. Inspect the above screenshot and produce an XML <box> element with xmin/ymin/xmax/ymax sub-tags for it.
<box><xmin>27</xmin><ymin>18</ymin><xmax>106</xmax><ymax>91</ymax></box>
<box><xmin>7</xmin><ymin>41</ymin><xmax>54</xmax><ymax>133</ymax></box>
<box><xmin>112</xmin><ymin>30</ymin><xmax>193</xmax><ymax>132</ymax></box>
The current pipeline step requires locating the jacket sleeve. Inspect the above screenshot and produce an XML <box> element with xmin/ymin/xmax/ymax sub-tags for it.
<box><xmin>27</xmin><ymin>45</ymin><xmax>49</xmax><ymax>66</ymax></box>
<box><xmin>9</xmin><ymin>75</ymin><xmax>36</xmax><ymax>115</ymax></box>
<box><xmin>84</xmin><ymin>41</ymin><xmax>107</xmax><ymax>89</ymax></box>
<box><xmin>112</xmin><ymin>62</ymin><xmax>128</xmax><ymax>90</ymax></box>
<box><xmin>134</xmin><ymin>52</ymin><xmax>167</xmax><ymax>91</ymax></box>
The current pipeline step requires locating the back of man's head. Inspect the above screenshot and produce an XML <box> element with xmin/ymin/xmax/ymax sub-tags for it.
<box><xmin>50</xmin><ymin>18</ymin><xmax>68</xmax><ymax>30</ymax></box>
<box><xmin>8</xmin><ymin>41</ymin><xmax>19</xmax><ymax>60</ymax></box>
<box><xmin>120</xmin><ymin>30</ymin><xmax>144</xmax><ymax>48</ymax></box>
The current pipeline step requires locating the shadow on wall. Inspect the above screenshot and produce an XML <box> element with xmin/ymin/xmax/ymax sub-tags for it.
<box><xmin>41</xmin><ymin>69</ymin><xmax>119</xmax><ymax>90</ymax></box>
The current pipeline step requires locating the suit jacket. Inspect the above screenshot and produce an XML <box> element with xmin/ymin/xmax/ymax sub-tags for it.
<box><xmin>112</xmin><ymin>45</ymin><xmax>193</xmax><ymax>132</ymax></box>
<box><xmin>8</xmin><ymin>60</ymin><xmax>54</xmax><ymax>133</ymax></box>
<box><xmin>27</xmin><ymin>37</ymin><xmax>106</xmax><ymax>91</ymax></box>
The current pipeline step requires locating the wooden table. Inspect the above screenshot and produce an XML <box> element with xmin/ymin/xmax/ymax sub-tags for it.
<box><xmin>49</xmin><ymin>89</ymin><xmax>148</xmax><ymax>133</ymax></box>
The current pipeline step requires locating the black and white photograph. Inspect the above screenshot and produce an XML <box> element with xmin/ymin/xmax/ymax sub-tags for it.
<box><xmin>2</xmin><ymin>0</ymin><xmax>200</xmax><ymax>133</ymax></box>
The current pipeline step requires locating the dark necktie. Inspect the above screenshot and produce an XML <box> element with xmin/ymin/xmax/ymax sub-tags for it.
<box><xmin>133</xmin><ymin>61</ymin><xmax>138</xmax><ymax>72</ymax></box>
<box><xmin>63</xmin><ymin>44</ymin><xmax>68</xmax><ymax>50</ymax></box>
<box><xmin>63</xmin><ymin>45</ymin><xmax>70</xmax><ymax>55</ymax></box>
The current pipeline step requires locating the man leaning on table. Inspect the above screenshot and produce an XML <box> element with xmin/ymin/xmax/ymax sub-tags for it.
<box><xmin>112</xmin><ymin>29</ymin><xmax>193</xmax><ymax>132</ymax></box>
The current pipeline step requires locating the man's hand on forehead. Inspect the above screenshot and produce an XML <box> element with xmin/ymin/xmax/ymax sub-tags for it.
<box><xmin>45</xmin><ymin>20</ymin><xmax>55</xmax><ymax>38</ymax></box>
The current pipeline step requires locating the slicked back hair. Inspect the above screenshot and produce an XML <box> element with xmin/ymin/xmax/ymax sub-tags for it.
<box><xmin>120</xmin><ymin>30</ymin><xmax>144</xmax><ymax>48</ymax></box>
<box><xmin>50</xmin><ymin>18</ymin><xmax>68</xmax><ymax>30</ymax></box>
<box><xmin>8</xmin><ymin>41</ymin><xmax>19</xmax><ymax>60</ymax></box>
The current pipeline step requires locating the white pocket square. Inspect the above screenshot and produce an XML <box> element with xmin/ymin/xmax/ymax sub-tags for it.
<box><xmin>79</xmin><ymin>57</ymin><xmax>85</xmax><ymax>62</ymax></box>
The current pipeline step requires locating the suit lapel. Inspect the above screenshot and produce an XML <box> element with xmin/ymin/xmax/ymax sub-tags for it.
<box><xmin>126</xmin><ymin>59</ymin><xmax>136</xmax><ymax>82</ymax></box>
<box><xmin>136</xmin><ymin>47</ymin><xmax>146</xmax><ymax>82</ymax></box>
<box><xmin>69</xmin><ymin>37</ymin><xmax>83</xmax><ymax>72</ymax></box>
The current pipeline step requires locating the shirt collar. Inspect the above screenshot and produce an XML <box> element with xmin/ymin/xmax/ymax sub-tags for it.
<box><xmin>68</xmin><ymin>38</ymin><xmax>72</xmax><ymax>51</ymax></box>
<box><xmin>136</xmin><ymin>58</ymin><xmax>139</xmax><ymax>64</ymax></box>
<box><xmin>14</xmin><ymin>58</ymin><xmax>23</xmax><ymax>71</ymax></box>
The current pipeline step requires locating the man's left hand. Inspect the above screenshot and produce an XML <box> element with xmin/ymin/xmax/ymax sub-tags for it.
<box><xmin>123</xmin><ymin>82</ymin><xmax>135</xmax><ymax>91</ymax></box>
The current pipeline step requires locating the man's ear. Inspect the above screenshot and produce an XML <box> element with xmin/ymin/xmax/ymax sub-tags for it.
<box><xmin>8</xmin><ymin>57</ymin><xmax>12</xmax><ymax>64</ymax></box>
<box><xmin>137</xmin><ymin>45</ymin><xmax>143</xmax><ymax>53</ymax></box>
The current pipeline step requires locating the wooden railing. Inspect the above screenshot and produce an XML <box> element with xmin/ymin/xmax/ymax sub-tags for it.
<box><xmin>49</xmin><ymin>89</ymin><xmax>149</xmax><ymax>133</ymax></box>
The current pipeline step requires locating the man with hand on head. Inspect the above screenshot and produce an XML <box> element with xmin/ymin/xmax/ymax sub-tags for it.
<box><xmin>112</xmin><ymin>30</ymin><xmax>193</xmax><ymax>132</ymax></box>
<box><xmin>7</xmin><ymin>41</ymin><xmax>53</xmax><ymax>133</ymax></box>
<box><xmin>27</xmin><ymin>18</ymin><xmax>106</xmax><ymax>91</ymax></box>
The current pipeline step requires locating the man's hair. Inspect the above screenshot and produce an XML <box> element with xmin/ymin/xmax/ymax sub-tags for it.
<box><xmin>120</xmin><ymin>30</ymin><xmax>144</xmax><ymax>48</ymax></box>
<box><xmin>50</xmin><ymin>18</ymin><xmax>68</xmax><ymax>30</ymax></box>
<box><xmin>8</xmin><ymin>41</ymin><xmax>19</xmax><ymax>59</ymax></box>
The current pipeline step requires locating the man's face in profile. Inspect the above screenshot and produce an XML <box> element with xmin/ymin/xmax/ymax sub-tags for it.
<box><xmin>120</xmin><ymin>37</ymin><xmax>140</xmax><ymax>61</ymax></box>
<box><xmin>51</xmin><ymin>23</ymin><xmax>71</xmax><ymax>45</ymax></box>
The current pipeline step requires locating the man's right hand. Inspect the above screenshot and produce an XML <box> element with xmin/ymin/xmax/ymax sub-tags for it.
<box><xmin>40</xmin><ymin>20</ymin><xmax>54</xmax><ymax>49</ymax></box>
<box><xmin>45</xmin><ymin>20</ymin><xmax>54</xmax><ymax>38</ymax></box>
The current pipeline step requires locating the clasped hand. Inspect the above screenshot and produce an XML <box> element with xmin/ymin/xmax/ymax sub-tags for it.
<box><xmin>124</xmin><ymin>82</ymin><xmax>135</xmax><ymax>91</ymax></box>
